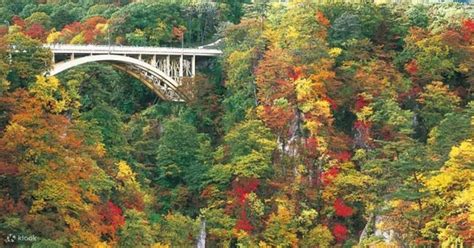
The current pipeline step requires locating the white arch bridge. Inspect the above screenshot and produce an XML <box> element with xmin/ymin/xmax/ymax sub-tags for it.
<box><xmin>45</xmin><ymin>43</ymin><xmax>222</xmax><ymax>101</ymax></box>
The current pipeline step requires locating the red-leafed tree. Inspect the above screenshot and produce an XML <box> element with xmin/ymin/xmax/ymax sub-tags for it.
<box><xmin>236</xmin><ymin>209</ymin><xmax>254</xmax><ymax>232</ymax></box>
<box><xmin>333</xmin><ymin>223</ymin><xmax>348</xmax><ymax>242</ymax></box>
<box><xmin>0</xmin><ymin>26</ymin><xmax>8</xmax><ymax>37</ymax></box>
<box><xmin>334</xmin><ymin>198</ymin><xmax>354</xmax><ymax>217</ymax></box>
<box><xmin>231</xmin><ymin>178</ymin><xmax>259</xmax><ymax>233</ymax></box>
<box><xmin>61</xmin><ymin>21</ymin><xmax>83</xmax><ymax>41</ymax></box>
<box><xmin>12</xmin><ymin>16</ymin><xmax>25</xmax><ymax>28</ymax></box>
<box><xmin>321</xmin><ymin>166</ymin><xmax>340</xmax><ymax>186</ymax></box>
<box><xmin>97</xmin><ymin>201</ymin><xmax>126</xmax><ymax>240</ymax></box>
<box><xmin>232</xmin><ymin>178</ymin><xmax>259</xmax><ymax>205</ymax></box>
<box><xmin>24</xmin><ymin>23</ymin><xmax>47</xmax><ymax>41</ymax></box>
<box><xmin>461</xmin><ymin>19</ymin><xmax>474</xmax><ymax>42</ymax></box>
<box><xmin>355</xmin><ymin>95</ymin><xmax>369</xmax><ymax>112</ymax></box>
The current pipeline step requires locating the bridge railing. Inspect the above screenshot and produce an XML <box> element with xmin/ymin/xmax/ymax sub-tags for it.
<box><xmin>44</xmin><ymin>44</ymin><xmax>222</xmax><ymax>56</ymax></box>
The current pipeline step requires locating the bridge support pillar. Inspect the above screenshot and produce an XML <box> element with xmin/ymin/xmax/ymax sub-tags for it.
<box><xmin>71</xmin><ymin>53</ymin><xmax>75</xmax><ymax>60</ymax></box>
<box><xmin>192</xmin><ymin>55</ymin><xmax>196</xmax><ymax>77</ymax></box>
<box><xmin>166</xmin><ymin>55</ymin><xmax>170</xmax><ymax>75</ymax></box>
<box><xmin>151</xmin><ymin>55</ymin><xmax>156</xmax><ymax>66</ymax></box>
<box><xmin>179</xmin><ymin>55</ymin><xmax>183</xmax><ymax>77</ymax></box>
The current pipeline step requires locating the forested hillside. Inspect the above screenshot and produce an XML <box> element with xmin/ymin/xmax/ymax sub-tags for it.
<box><xmin>0</xmin><ymin>0</ymin><xmax>473</xmax><ymax>247</ymax></box>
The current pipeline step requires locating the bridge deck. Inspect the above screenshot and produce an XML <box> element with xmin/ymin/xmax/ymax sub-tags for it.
<box><xmin>44</xmin><ymin>44</ymin><xmax>222</xmax><ymax>57</ymax></box>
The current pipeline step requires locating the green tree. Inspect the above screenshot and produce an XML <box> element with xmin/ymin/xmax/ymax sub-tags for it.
<box><xmin>418</xmin><ymin>81</ymin><xmax>460</xmax><ymax>132</ymax></box>
<box><xmin>210</xmin><ymin>118</ymin><xmax>276</xmax><ymax>184</ymax></box>
<box><xmin>427</xmin><ymin>103</ymin><xmax>474</xmax><ymax>165</ymax></box>
<box><xmin>85</xmin><ymin>4</ymin><xmax>118</xmax><ymax>19</ymax></box>
<box><xmin>6</xmin><ymin>32</ymin><xmax>52</xmax><ymax>89</ymax></box>
<box><xmin>59</xmin><ymin>63</ymin><xmax>155</xmax><ymax>115</ymax></box>
<box><xmin>157</xmin><ymin>213</ymin><xmax>200</xmax><ymax>247</ymax></box>
<box><xmin>405</xmin><ymin>5</ymin><xmax>429</xmax><ymax>28</ymax></box>
<box><xmin>216</xmin><ymin>0</ymin><xmax>246</xmax><ymax>24</ymax></box>
<box><xmin>81</xmin><ymin>104</ymin><xmax>129</xmax><ymax>158</ymax></box>
<box><xmin>125</xmin><ymin>29</ymin><xmax>147</xmax><ymax>46</ymax></box>
<box><xmin>25</xmin><ymin>12</ymin><xmax>52</xmax><ymax>29</ymax></box>
<box><xmin>329</xmin><ymin>12</ymin><xmax>362</xmax><ymax>45</ymax></box>
<box><xmin>31</xmin><ymin>239</ymin><xmax>65</xmax><ymax>248</ymax></box>
<box><xmin>155</xmin><ymin>117</ymin><xmax>211</xmax><ymax>190</ymax></box>
<box><xmin>118</xmin><ymin>209</ymin><xmax>155</xmax><ymax>248</ymax></box>
<box><xmin>50</xmin><ymin>4</ymin><xmax>83</xmax><ymax>30</ymax></box>
<box><xmin>221</xmin><ymin>19</ymin><xmax>265</xmax><ymax>130</ymax></box>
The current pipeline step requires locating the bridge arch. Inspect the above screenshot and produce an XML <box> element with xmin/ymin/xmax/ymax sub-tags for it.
<box><xmin>49</xmin><ymin>54</ymin><xmax>187</xmax><ymax>101</ymax></box>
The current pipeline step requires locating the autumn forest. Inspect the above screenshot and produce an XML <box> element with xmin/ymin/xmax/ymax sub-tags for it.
<box><xmin>0</xmin><ymin>0</ymin><xmax>473</xmax><ymax>247</ymax></box>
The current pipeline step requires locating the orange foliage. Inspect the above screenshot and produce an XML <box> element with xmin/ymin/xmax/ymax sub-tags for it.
<box><xmin>255</xmin><ymin>48</ymin><xmax>294</xmax><ymax>104</ymax></box>
<box><xmin>405</xmin><ymin>59</ymin><xmax>418</xmax><ymax>75</ymax></box>
<box><xmin>0</xmin><ymin>90</ymin><xmax>112</xmax><ymax>245</ymax></box>
<box><xmin>172</xmin><ymin>26</ymin><xmax>186</xmax><ymax>40</ymax></box>
<box><xmin>315</xmin><ymin>11</ymin><xmax>330</xmax><ymax>27</ymax></box>
<box><xmin>83</xmin><ymin>16</ymin><xmax>107</xmax><ymax>30</ymax></box>
<box><xmin>258</xmin><ymin>105</ymin><xmax>294</xmax><ymax>136</ymax></box>
<box><xmin>288</xmin><ymin>66</ymin><xmax>304</xmax><ymax>81</ymax></box>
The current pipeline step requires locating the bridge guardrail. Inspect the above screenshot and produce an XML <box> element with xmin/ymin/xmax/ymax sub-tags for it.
<box><xmin>44</xmin><ymin>44</ymin><xmax>222</xmax><ymax>57</ymax></box>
